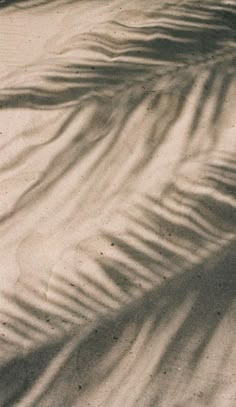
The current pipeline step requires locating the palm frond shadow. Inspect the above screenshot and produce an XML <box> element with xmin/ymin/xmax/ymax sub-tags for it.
<box><xmin>0</xmin><ymin>1</ymin><xmax>235</xmax><ymax>231</ymax></box>
<box><xmin>0</xmin><ymin>1</ymin><xmax>236</xmax><ymax>406</ymax></box>
<box><xmin>0</xmin><ymin>0</ymin><xmax>86</xmax><ymax>10</ymax></box>
<box><xmin>0</xmin><ymin>149</ymin><xmax>236</xmax><ymax>406</ymax></box>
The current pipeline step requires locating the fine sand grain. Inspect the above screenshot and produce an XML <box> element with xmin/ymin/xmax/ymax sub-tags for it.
<box><xmin>0</xmin><ymin>1</ymin><xmax>235</xmax><ymax>406</ymax></box>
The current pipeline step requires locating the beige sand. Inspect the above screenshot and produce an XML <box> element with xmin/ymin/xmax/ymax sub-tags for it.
<box><xmin>0</xmin><ymin>1</ymin><xmax>235</xmax><ymax>406</ymax></box>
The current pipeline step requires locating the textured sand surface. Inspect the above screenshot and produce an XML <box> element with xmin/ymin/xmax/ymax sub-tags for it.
<box><xmin>0</xmin><ymin>1</ymin><xmax>235</xmax><ymax>406</ymax></box>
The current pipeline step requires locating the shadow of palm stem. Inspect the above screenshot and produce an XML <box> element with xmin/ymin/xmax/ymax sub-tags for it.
<box><xmin>0</xmin><ymin>149</ymin><xmax>235</xmax><ymax>406</ymax></box>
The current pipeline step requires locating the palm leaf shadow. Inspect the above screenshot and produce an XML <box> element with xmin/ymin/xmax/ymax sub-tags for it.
<box><xmin>0</xmin><ymin>0</ymin><xmax>235</xmax><ymax>229</ymax></box>
<box><xmin>1</xmin><ymin>150</ymin><xmax>236</xmax><ymax>406</ymax></box>
<box><xmin>0</xmin><ymin>1</ymin><xmax>236</xmax><ymax>406</ymax></box>
<box><xmin>0</xmin><ymin>0</ymin><xmax>86</xmax><ymax>10</ymax></box>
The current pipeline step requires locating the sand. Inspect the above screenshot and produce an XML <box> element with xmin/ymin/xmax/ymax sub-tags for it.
<box><xmin>0</xmin><ymin>1</ymin><xmax>235</xmax><ymax>406</ymax></box>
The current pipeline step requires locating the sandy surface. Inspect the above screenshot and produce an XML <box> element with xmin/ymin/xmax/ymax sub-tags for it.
<box><xmin>0</xmin><ymin>1</ymin><xmax>235</xmax><ymax>406</ymax></box>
